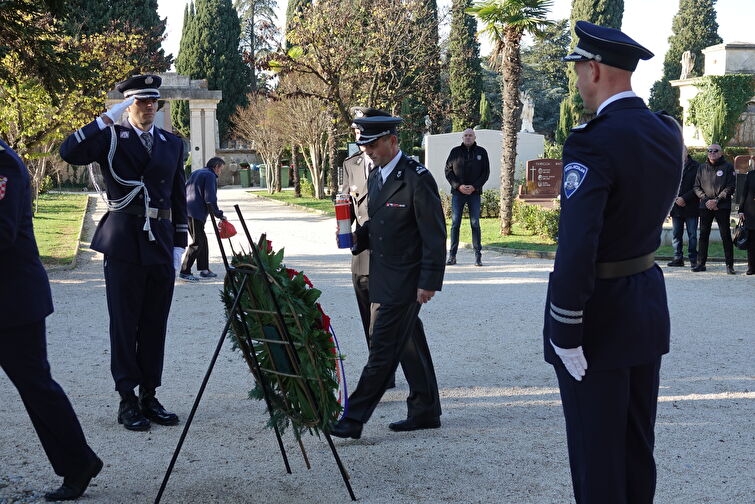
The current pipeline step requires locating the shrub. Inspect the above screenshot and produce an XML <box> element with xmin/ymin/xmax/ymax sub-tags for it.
<box><xmin>480</xmin><ymin>189</ymin><xmax>500</xmax><ymax>218</ymax></box>
<box><xmin>300</xmin><ymin>177</ymin><xmax>315</xmax><ymax>198</ymax></box>
<box><xmin>440</xmin><ymin>191</ymin><xmax>452</xmax><ymax>218</ymax></box>
<box><xmin>513</xmin><ymin>199</ymin><xmax>560</xmax><ymax>242</ymax></box>
<box><xmin>38</xmin><ymin>175</ymin><xmax>54</xmax><ymax>195</ymax></box>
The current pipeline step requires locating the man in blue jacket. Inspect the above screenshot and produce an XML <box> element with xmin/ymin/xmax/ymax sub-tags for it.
<box><xmin>1</xmin><ymin>139</ymin><xmax>102</xmax><ymax>500</ymax></box>
<box><xmin>180</xmin><ymin>157</ymin><xmax>227</xmax><ymax>281</ymax></box>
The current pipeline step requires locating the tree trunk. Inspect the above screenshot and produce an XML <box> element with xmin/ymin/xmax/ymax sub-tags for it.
<box><xmin>327</xmin><ymin>109</ymin><xmax>338</xmax><ymax>198</ymax></box>
<box><xmin>499</xmin><ymin>30</ymin><xmax>524</xmax><ymax>236</ymax></box>
<box><xmin>291</xmin><ymin>144</ymin><xmax>301</xmax><ymax>197</ymax></box>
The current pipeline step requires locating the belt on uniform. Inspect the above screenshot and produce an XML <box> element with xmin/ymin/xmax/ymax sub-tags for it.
<box><xmin>595</xmin><ymin>251</ymin><xmax>656</xmax><ymax>279</ymax></box>
<box><xmin>113</xmin><ymin>206</ymin><xmax>172</xmax><ymax>220</ymax></box>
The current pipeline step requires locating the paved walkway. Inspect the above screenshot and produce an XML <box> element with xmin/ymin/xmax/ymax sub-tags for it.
<box><xmin>1</xmin><ymin>187</ymin><xmax>753</xmax><ymax>503</ymax></box>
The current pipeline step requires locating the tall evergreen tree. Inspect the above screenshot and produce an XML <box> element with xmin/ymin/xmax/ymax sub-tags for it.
<box><xmin>449</xmin><ymin>0</ymin><xmax>483</xmax><ymax>131</ymax></box>
<box><xmin>421</xmin><ymin>0</ymin><xmax>443</xmax><ymax>132</ymax></box>
<box><xmin>648</xmin><ymin>0</ymin><xmax>722</xmax><ymax>119</ymax></box>
<box><xmin>479</xmin><ymin>92</ymin><xmax>492</xmax><ymax>128</ymax></box>
<box><xmin>236</xmin><ymin>0</ymin><xmax>278</xmax><ymax>91</ymax></box>
<box><xmin>563</xmin><ymin>0</ymin><xmax>624</xmax><ymax>123</ymax></box>
<box><xmin>174</xmin><ymin>0</ymin><xmax>250</xmax><ymax>140</ymax></box>
<box><xmin>171</xmin><ymin>3</ymin><xmax>195</xmax><ymax>137</ymax></box>
<box><xmin>285</xmin><ymin>0</ymin><xmax>312</xmax><ymax>40</ymax></box>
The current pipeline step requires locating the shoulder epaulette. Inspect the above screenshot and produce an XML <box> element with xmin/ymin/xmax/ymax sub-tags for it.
<box><xmin>344</xmin><ymin>151</ymin><xmax>362</xmax><ymax>162</ymax></box>
<box><xmin>570</xmin><ymin>114</ymin><xmax>607</xmax><ymax>133</ymax></box>
<box><xmin>405</xmin><ymin>156</ymin><xmax>427</xmax><ymax>175</ymax></box>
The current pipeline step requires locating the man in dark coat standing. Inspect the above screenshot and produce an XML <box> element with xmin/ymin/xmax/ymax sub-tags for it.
<box><xmin>737</xmin><ymin>167</ymin><xmax>755</xmax><ymax>274</ymax></box>
<box><xmin>667</xmin><ymin>148</ymin><xmax>700</xmax><ymax>268</ymax></box>
<box><xmin>60</xmin><ymin>74</ymin><xmax>188</xmax><ymax>431</ymax></box>
<box><xmin>180</xmin><ymin>156</ymin><xmax>227</xmax><ymax>281</ymax></box>
<box><xmin>1</xmin><ymin>139</ymin><xmax>103</xmax><ymax>501</ymax></box>
<box><xmin>692</xmin><ymin>144</ymin><xmax>737</xmax><ymax>274</ymax></box>
<box><xmin>329</xmin><ymin>115</ymin><xmax>446</xmax><ymax>439</ymax></box>
<box><xmin>545</xmin><ymin>22</ymin><xmax>683</xmax><ymax>503</ymax></box>
<box><xmin>444</xmin><ymin>128</ymin><xmax>490</xmax><ymax>266</ymax></box>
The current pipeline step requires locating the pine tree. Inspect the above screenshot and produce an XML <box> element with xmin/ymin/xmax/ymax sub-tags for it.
<box><xmin>648</xmin><ymin>0</ymin><xmax>722</xmax><ymax>119</ymax></box>
<box><xmin>565</xmin><ymin>0</ymin><xmax>624</xmax><ymax>123</ymax></box>
<box><xmin>448</xmin><ymin>0</ymin><xmax>483</xmax><ymax>131</ymax></box>
<box><xmin>174</xmin><ymin>0</ymin><xmax>250</xmax><ymax>140</ymax></box>
<box><xmin>236</xmin><ymin>0</ymin><xmax>279</xmax><ymax>91</ymax></box>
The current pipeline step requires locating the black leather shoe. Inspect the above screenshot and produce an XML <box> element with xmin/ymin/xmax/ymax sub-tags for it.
<box><xmin>44</xmin><ymin>456</ymin><xmax>103</xmax><ymax>501</ymax></box>
<box><xmin>388</xmin><ymin>417</ymin><xmax>441</xmax><ymax>432</ymax></box>
<box><xmin>690</xmin><ymin>259</ymin><xmax>698</xmax><ymax>269</ymax></box>
<box><xmin>475</xmin><ymin>256</ymin><xmax>483</xmax><ymax>267</ymax></box>
<box><xmin>118</xmin><ymin>395</ymin><xmax>150</xmax><ymax>431</ymax></box>
<box><xmin>329</xmin><ymin>418</ymin><xmax>363</xmax><ymax>439</ymax></box>
<box><xmin>726</xmin><ymin>265</ymin><xmax>736</xmax><ymax>275</ymax></box>
<box><xmin>139</xmin><ymin>389</ymin><xmax>179</xmax><ymax>426</ymax></box>
<box><xmin>667</xmin><ymin>258</ymin><xmax>684</xmax><ymax>267</ymax></box>
<box><xmin>446</xmin><ymin>256</ymin><xmax>456</xmax><ymax>265</ymax></box>
<box><xmin>746</xmin><ymin>269</ymin><xmax>754</xmax><ymax>275</ymax></box>
<box><xmin>691</xmin><ymin>264</ymin><xmax>706</xmax><ymax>272</ymax></box>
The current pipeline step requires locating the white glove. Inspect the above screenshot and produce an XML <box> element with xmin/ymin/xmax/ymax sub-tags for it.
<box><xmin>550</xmin><ymin>340</ymin><xmax>588</xmax><ymax>381</ymax></box>
<box><xmin>173</xmin><ymin>247</ymin><xmax>185</xmax><ymax>271</ymax></box>
<box><xmin>104</xmin><ymin>97</ymin><xmax>135</xmax><ymax>123</ymax></box>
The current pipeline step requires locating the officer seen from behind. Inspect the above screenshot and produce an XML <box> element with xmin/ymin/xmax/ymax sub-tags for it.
<box><xmin>544</xmin><ymin>21</ymin><xmax>683</xmax><ymax>503</ymax></box>
<box><xmin>60</xmin><ymin>74</ymin><xmax>188</xmax><ymax>431</ymax></box>
<box><xmin>1</xmin><ymin>140</ymin><xmax>103</xmax><ymax>501</ymax></box>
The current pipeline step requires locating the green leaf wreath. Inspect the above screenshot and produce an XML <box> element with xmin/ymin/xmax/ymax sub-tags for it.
<box><xmin>221</xmin><ymin>234</ymin><xmax>343</xmax><ymax>438</ymax></box>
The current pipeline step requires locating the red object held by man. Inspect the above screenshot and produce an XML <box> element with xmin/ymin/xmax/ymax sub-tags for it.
<box><xmin>218</xmin><ymin>219</ymin><xmax>237</xmax><ymax>239</ymax></box>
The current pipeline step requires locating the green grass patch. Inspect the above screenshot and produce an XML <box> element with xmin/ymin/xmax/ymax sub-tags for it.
<box><xmin>251</xmin><ymin>190</ymin><xmax>336</xmax><ymax>215</ymax></box>
<box><xmin>251</xmin><ymin>194</ymin><xmax>746</xmax><ymax>259</ymax></box>
<box><xmin>33</xmin><ymin>193</ymin><xmax>88</xmax><ymax>266</ymax></box>
<box><xmin>657</xmin><ymin>242</ymin><xmax>746</xmax><ymax>260</ymax></box>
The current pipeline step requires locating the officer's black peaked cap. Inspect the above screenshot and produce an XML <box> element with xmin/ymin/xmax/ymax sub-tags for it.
<box><xmin>352</xmin><ymin>116</ymin><xmax>403</xmax><ymax>146</ymax></box>
<box><xmin>116</xmin><ymin>74</ymin><xmax>162</xmax><ymax>99</ymax></box>
<box><xmin>562</xmin><ymin>21</ymin><xmax>653</xmax><ymax>71</ymax></box>
<box><xmin>349</xmin><ymin>106</ymin><xmax>392</xmax><ymax>119</ymax></box>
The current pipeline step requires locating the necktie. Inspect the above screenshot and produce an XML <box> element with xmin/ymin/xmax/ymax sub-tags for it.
<box><xmin>376</xmin><ymin>168</ymin><xmax>384</xmax><ymax>192</ymax></box>
<box><xmin>141</xmin><ymin>132</ymin><xmax>153</xmax><ymax>155</ymax></box>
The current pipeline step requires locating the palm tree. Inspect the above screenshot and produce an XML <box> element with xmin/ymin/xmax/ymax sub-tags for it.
<box><xmin>468</xmin><ymin>0</ymin><xmax>552</xmax><ymax>235</ymax></box>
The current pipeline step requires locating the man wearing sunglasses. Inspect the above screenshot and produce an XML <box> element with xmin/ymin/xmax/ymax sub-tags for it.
<box><xmin>692</xmin><ymin>144</ymin><xmax>736</xmax><ymax>274</ymax></box>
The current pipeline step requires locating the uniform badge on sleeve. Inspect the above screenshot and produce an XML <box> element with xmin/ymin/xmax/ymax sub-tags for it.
<box><xmin>563</xmin><ymin>163</ymin><xmax>588</xmax><ymax>199</ymax></box>
<box><xmin>0</xmin><ymin>176</ymin><xmax>7</xmax><ymax>200</ymax></box>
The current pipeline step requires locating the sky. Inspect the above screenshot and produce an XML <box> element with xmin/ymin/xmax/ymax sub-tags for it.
<box><xmin>157</xmin><ymin>0</ymin><xmax>755</xmax><ymax>100</ymax></box>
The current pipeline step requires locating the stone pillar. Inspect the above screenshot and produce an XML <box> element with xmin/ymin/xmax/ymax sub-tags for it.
<box><xmin>203</xmin><ymin>102</ymin><xmax>217</xmax><ymax>166</ymax></box>
<box><xmin>188</xmin><ymin>100</ymin><xmax>219</xmax><ymax>171</ymax></box>
<box><xmin>189</xmin><ymin>104</ymin><xmax>204</xmax><ymax>171</ymax></box>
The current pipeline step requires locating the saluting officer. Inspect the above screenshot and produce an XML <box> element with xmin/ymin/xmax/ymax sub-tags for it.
<box><xmin>60</xmin><ymin>75</ymin><xmax>188</xmax><ymax>431</ymax></box>
<box><xmin>339</xmin><ymin>106</ymin><xmax>396</xmax><ymax>389</ymax></box>
<box><xmin>330</xmin><ymin>115</ymin><xmax>446</xmax><ymax>439</ymax></box>
<box><xmin>544</xmin><ymin>22</ymin><xmax>683</xmax><ymax>503</ymax></box>
<box><xmin>1</xmin><ymin>139</ymin><xmax>103</xmax><ymax>500</ymax></box>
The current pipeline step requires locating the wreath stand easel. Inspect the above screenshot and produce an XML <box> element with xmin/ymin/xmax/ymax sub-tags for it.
<box><xmin>154</xmin><ymin>205</ymin><xmax>356</xmax><ymax>503</ymax></box>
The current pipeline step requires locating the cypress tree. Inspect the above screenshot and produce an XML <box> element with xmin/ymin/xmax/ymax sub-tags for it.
<box><xmin>421</xmin><ymin>0</ymin><xmax>443</xmax><ymax>132</ymax></box>
<box><xmin>479</xmin><ymin>92</ymin><xmax>491</xmax><ymax>129</ymax></box>
<box><xmin>448</xmin><ymin>0</ymin><xmax>482</xmax><ymax>132</ymax></box>
<box><xmin>648</xmin><ymin>0</ymin><xmax>722</xmax><ymax>119</ymax></box>
<box><xmin>171</xmin><ymin>3</ymin><xmax>195</xmax><ymax>136</ymax></box>
<box><xmin>564</xmin><ymin>0</ymin><xmax>624</xmax><ymax>123</ymax></box>
<box><xmin>174</xmin><ymin>0</ymin><xmax>250</xmax><ymax>140</ymax></box>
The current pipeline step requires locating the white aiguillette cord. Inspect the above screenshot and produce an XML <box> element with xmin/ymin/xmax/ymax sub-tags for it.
<box><xmin>88</xmin><ymin>124</ymin><xmax>155</xmax><ymax>240</ymax></box>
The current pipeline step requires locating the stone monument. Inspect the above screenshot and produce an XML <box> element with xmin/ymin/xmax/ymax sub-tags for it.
<box><xmin>680</xmin><ymin>50</ymin><xmax>696</xmax><ymax>79</ymax></box>
<box><xmin>517</xmin><ymin>158</ymin><xmax>562</xmax><ymax>208</ymax></box>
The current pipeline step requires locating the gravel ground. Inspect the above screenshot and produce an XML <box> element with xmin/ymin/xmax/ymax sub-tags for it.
<box><xmin>1</xmin><ymin>187</ymin><xmax>753</xmax><ymax>504</ymax></box>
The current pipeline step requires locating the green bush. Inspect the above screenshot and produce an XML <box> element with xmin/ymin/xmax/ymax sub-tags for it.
<box><xmin>38</xmin><ymin>175</ymin><xmax>54</xmax><ymax>195</ymax></box>
<box><xmin>299</xmin><ymin>177</ymin><xmax>315</xmax><ymax>198</ymax></box>
<box><xmin>440</xmin><ymin>191</ymin><xmax>452</xmax><ymax>218</ymax></box>
<box><xmin>541</xmin><ymin>140</ymin><xmax>563</xmax><ymax>159</ymax></box>
<box><xmin>480</xmin><ymin>189</ymin><xmax>500</xmax><ymax>218</ymax></box>
<box><xmin>513</xmin><ymin>199</ymin><xmax>560</xmax><ymax>241</ymax></box>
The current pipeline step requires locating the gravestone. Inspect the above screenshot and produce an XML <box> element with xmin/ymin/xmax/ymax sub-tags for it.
<box><xmin>517</xmin><ymin>158</ymin><xmax>562</xmax><ymax>208</ymax></box>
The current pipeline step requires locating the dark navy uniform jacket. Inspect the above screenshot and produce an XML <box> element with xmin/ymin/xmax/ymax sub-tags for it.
<box><xmin>543</xmin><ymin>97</ymin><xmax>683</xmax><ymax>370</ymax></box>
<box><xmin>340</xmin><ymin>152</ymin><xmax>371</xmax><ymax>276</ymax></box>
<box><xmin>0</xmin><ymin>140</ymin><xmax>54</xmax><ymax>329</ymax></box>
<box><xmin>59</xmin><ymin>119</ymin><xmax>188</xmax><ymax>265</ymax></box>
<box><xmin>352</xmin><ymin>154</ymin><xmax>446</xmax><ymax>304</ymax></box>
<box><xmin>186</xmin><ymin>167</ymin><xmax>224</xmax><ymax>222</ymax></box>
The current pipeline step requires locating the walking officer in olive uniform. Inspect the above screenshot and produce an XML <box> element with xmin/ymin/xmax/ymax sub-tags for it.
<box><xmin>60</xmin><ymin>75</ymin><xmax>188</xmax><ymax>431</ymax></box>
<box><xmin>1</xmin><ymin>140</ymin><xmax>103</xmax><ymax>500</ymax></box>
<box><xmin>339</xmin><ymin>106</ymin><xmax>397</xmax><ymax>389</ymax></box>
<box><xmin>544</xmin><ymin>22</ymin><xmax>683</xmax><ymax>503</ymax></box>
<box><xmin>330</xmin><ymin>115</ymin><xmax>446</xmax><ymax>439</ymax></box>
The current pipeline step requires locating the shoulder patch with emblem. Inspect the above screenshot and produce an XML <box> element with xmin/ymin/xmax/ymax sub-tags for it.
<box><xmin>563</xmin><ymin>163</ymin><xmax>588</xmax><ymax>199</ymax></box>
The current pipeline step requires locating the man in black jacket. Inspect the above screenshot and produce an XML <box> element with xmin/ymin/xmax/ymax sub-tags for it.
<box><xmin>667</xmin><ymin>148</ymin><xmax>700</xmax><ymax>268</ymax></box>
<box><xmin>692</xmin><ymin>144</ymin><xmax>736</xmax><ymax>274</ymax></box>
<box><xmin>444</xmin><ymin>128</ymin><xmax>489</xmax><ymax>266</ymax></box>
